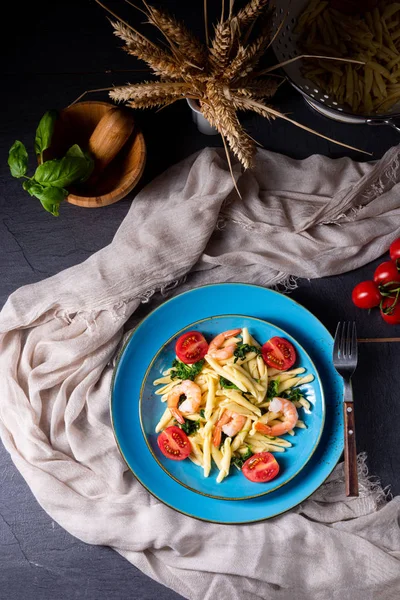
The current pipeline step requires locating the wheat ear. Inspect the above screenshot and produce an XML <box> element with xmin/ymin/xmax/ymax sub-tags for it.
<box><xmin>236</xmin><ymin>0</ymin><xmax>270</xmax><ymax>27</ymax></box>
<box><xmin>110</xmin><ymin>81</ymin><xmax>193</xmax><ymax>103</ymax></box>
<box><xmin>234</xmin><ymin>97</ymin><xmax>372</xmax><ymax>155</ymax></box>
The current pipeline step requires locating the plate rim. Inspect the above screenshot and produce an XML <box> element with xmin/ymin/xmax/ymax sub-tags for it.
<box><xmin>110</xmin><ymin>282</ymin><xmax>344</xmax><ymax>524</ymax></box>
<box><xmin>139</xmin><ymin>313</ymin><xmax>326</xmax><ymax>501</ymax></box>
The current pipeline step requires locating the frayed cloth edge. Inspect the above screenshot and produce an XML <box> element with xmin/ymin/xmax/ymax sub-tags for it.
<box><xmin>53</xmin><ymin>275</ymin><xmax>190</xmax><ymax>327</ymax></box>
<box><xmin>271</xmin><ymin>274</ymin><xmax>299</xmax><ymax>293</ymax></box>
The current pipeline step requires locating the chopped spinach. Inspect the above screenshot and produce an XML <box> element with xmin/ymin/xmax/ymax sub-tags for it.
<box><xmin>233</xmin><ymin>343</ymin><xmax>261</xmax><ymax>363</ymax></box>
<box><xmin>266</xmin><ymin>379</ymin><xmax>279</xmax><ymax>399</ymax></box>
<box><xmin>180</xmin><ymin>418</ymin><xmax>200</xmax><ymax>436</ymax></box>
<box><xmin>232</xmin><ymin>447</ymin><xmax>253</xmax><ymax>469</ymax></box>
<box><xmin>199</xmin><ymin>409</ymin><xmax>205</xmax><ymax>418</ymax></box>
<box><xmin>170</xmin><ymin>358</ymin><xmax>204</xmax><ymax>381</ymax></box>
<box><xmin>220</xmin><ymin>376</ymin><xmax>239</xmax><ymax>390</ymax></box>
<box><xmin>282</xmin><ymin>387</ymin><xmax>305</xmax><ymax>402</ymax></box>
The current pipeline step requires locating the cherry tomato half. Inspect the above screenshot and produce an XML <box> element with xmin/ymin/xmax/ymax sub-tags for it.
<box><xmin>373</xmin><ymin>261</ymin><xmax>400</xmax><ymax>289</ymax></box>
<box><xmin>242</xmin><ymin>452</ymin><xmax>280</xmax><ymax>483</ymax></box>
<box><xmin>380</xmin><ymin>297</ymin><xmax>400</xmax><ymax>325</ymax></box>
<box><xmin>175</xmin><ymin>331</ymin><xmax>208</xmax><ymax>364</ymax></box>
<box><xmin>157</xmin><ymin>426</ymin><xmax>191</xmax><ymax>461</ymax></box>
<box><xmin>351</xmin><ymin>280</ymin><xmax>381</xmax><ymax>309</ymax></box>
<box><xmin>261</xmin><ymin>336</ymin><xmax>296</xmax><ymax>371</ymax></box>
<box><xmin>390</xmin><ymin>238</ymin><xmax>400</xmax><ymax>263</ymax></box>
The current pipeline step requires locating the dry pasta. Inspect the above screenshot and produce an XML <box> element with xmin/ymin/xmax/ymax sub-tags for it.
<box><xmin>295</xmin><ymin>0</ymin><xmax>400</xmax><ymax>113</ymax></box>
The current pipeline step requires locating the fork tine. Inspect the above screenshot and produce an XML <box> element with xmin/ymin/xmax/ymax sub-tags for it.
<box><xmin>333</xmin><ymin>321</ymin><xmax>342</xmax><ymax>357</ymax></box>
<box><xmin>346</xmin><ymin>321</ymin><xmax>352</xmax><ymax>357</ymax></box>
<box><xmin>340</xmin><ymin>320</ymin><xmax>347</xmax><ymax>358</ymax></box>
<box><xmin>352</xmin><ymin>322</ymin><xmax>358</xmax><ymax>361</ymax></box>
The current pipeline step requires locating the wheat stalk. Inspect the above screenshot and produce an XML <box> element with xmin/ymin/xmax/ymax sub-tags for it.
<box><xmin>111</xmin><ymin>20</ymin><xmax>181</xmax><ymax>79</ymax></box>
<box><xmin>92</xmin><ymin>0</ymin><xmax>368</xmax><ymax>183</ymax></box>
<box><xmin>210</xmin><ymin>20</ymin><xmax>234</xmax><ymax>73</ymax></box>
<box><xmin>110</xmin><ymin>81</ymin><xmax>193</xmax><ymax>104</ymax></box>
<box><xmin>236</xmin><ymin>0</ymin><xmax>270</xmax><ymax>28</ymax></box>
<box><xmin>226</xmin><ymin>12</ymin><xmax>273</xmax><ymax>80</ymax></box>
<box><xmin>235</xmin><ymin>97</ymin><xmax>372</xmax><ymax>155</ymax></box>
<box><xmin>233</xmin><ymin>78</ymin><xmax>279</xmax><ymax>99</ymax></box>
<box><xmin>146</xmin><ymin>6</ymin><xmax>207</xmax><ymax>65</ymax></box>
<box><xmin>203</xmin><ymin>82</ymin><xmax>255</xmax><ymax>169</ymax></box>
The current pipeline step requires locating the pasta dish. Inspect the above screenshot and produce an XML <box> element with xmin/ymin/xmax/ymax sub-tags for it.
<box><xmin>153</xmin><ymin>326</ymin><xmax>314</xmax><ymax>484</ymax></box>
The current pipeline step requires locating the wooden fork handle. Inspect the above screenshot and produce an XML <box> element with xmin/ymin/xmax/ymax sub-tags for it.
<box><xmin>344</xmin><ymin>401</ymin><xmax>359</xmax><ymax>496</ymax></box>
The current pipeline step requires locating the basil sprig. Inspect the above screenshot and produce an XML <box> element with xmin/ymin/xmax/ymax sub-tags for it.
<box><xmin>34</xmin><ymin>109</ymin><xmax>58</xmax><ymax>164</ymax></box>
<box><xmin>8</xmin><ymin>110</ymin><xmax>94</xmax><ymax>216</ymax></box>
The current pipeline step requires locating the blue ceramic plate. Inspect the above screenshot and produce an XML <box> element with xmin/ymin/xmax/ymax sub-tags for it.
<box><xmin>140</xmin><ymin>315</ymin><xmax>325</xmax><ymax>501</ymax></box>
<box><xmin>111</xmin><ymin>283</ymin><xmax>344</xmax><ymax>523</ymax></box>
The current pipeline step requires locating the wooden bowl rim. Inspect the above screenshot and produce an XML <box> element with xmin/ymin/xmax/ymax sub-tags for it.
<box><xmin>57</xmin><ymin>101</ymin><xmax>147</xmax><ymax>208</ymax></box>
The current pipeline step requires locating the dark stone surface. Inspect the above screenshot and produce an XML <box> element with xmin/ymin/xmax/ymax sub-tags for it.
<box><xmin>1</xmin><ymin>1</ymin><xmax>399</xmax><ymax>599</ymax></box>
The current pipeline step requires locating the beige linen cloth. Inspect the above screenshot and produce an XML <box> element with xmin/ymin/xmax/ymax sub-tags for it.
<box><xmin>1</xmin><ymin>147</ymin><xmax>400</xmax><ymax>600</ymax></box>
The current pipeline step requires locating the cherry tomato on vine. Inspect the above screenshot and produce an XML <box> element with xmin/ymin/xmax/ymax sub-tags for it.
<box><xmin>351</xmin><ymin>280</ymin><xmax>381</xmax><ymax>309</ymax></box>
<box><xmin>373</xmin><ymin>261</ymin><xmax>400</xmax><ymax>288</ymax></box>
<box><xmin>380</xmin><ymin>297</ymin><xmax>400</xmax><ymax>325</ymax></box>
<box><xmin>157</xmin><ymin>426</ymin><xmax>191</xmax><ymax>460</ymax></box>
<box><xmin>175</xmin><ymin>331</ymin><xmax>208</xmax><ymax>364</ymax></box>
<box><xmin>389</xmin><ymin>238</ymin><xmax>400</xmax><ymax>263</ymax></box>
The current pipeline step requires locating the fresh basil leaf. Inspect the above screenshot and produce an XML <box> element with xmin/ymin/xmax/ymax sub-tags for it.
<box><xmin>8</xmin><ymin>141</ymin><xmax>28</xmax><ymax>178</ymax></box>
<box><xmin>34</xmin><ymin>110</ymin><xmax>58</xmax><ymax>156</ymax></box>
<box><xmin>23</xmin><ymin>181</ymin><xmax>67</xmax><ymax>216</ymax></box>
<box><xmin>34</xmin><ymin>155</ymin><xmax>91</xmax><ymax>188</ymax></box>
<box><xmin>22</xmin><ymin>179</ymin><xmax>38</xmax><ymax>196</ymax></box>
<box><xmin>67</xmin><ymin>145</ymin><xmax>94</xmax><ymax>182</ymax></box>
<box><xmin>66</xmin><ymin>144</ymin><xmax>85</xmax><ymax>159</ymax></box>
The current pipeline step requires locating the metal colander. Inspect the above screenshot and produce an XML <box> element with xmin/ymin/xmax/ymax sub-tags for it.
<box><xmin>271</xmin><ymin>0</ymin><xmax>400</xmax><ymax>133</ymax></box>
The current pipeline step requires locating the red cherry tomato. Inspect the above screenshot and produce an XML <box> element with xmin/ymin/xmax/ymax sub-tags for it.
<box><xmin>390</xmin><ymin>238</ymin><xmax>400</xmax><ymax>263</ymax></box>
<box><xmin>380</xmin><ymin>297</ymin><xmax>400</xmax><ymax>325</ymax></box>
<box><xmin>351</xmin><ymin>280</ymin><xmax>381</xmax><ymax>309</ymax></box>
<box><xmin>261</xmin><ymin>336</ymin><xmax>296</xmax><ymax>371</ymax></box>
<box><xmin>175</xmin><ymin>331</ymin><xmax>208</xmax><ymax>364</ymax></box>
<box><xmin>242</xmin><ymin>452</ymin><xmax>280</xmax><ymax>483</ymax></box>
<box><xmin>373</xmin><ymin>261</ymin><xmax>400</xmax><ymax>289</ymax></box>
<box><xmin>157</xmin><ymin>426</ymin><xmax>191</xmax><ymax>461</ymax></box>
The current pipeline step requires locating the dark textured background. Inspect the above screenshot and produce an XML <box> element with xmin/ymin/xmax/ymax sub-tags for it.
<box><xmin>1</xmin><ymin>1</ymin><xmax>399</xmax><ymax>599</ymax></box>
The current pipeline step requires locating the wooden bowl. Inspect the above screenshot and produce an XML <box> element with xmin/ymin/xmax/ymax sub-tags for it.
<box><xmin>45</xmin><ymin>101</ymin><xmax>146</xmax><ymax>208</ymax></box>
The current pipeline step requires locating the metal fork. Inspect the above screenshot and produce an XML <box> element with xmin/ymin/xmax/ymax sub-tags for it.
<box><xmin>333</xmin><ymin>321</ymin><xmax>359</xmax><ymax>497</ymax></box>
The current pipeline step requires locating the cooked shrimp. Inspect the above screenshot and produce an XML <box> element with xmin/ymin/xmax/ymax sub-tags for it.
<box><xmin>255</xmin><ymin>397</ymin><xmax>298</xmax><ymax>436</ymax></box>
<box><xmin>208</xmin><ymin>328</ymin><xmax>242</xmax><ymax>360</ymax></box>
<box><xmin>212</xmin><ymin>410</ymin><xmax>246</xmax><ymax>447</ymax></box>
<box><xmin>167</xmin><ymin>380</ymin><xmax>202</xmax><ymax>424</ymax></box>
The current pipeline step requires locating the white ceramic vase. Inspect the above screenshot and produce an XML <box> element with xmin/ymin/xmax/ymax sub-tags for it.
<box><xmin>186</xmin><ymin>98</ymin><xmax>219</xmax><ymax>135</ymax></box>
